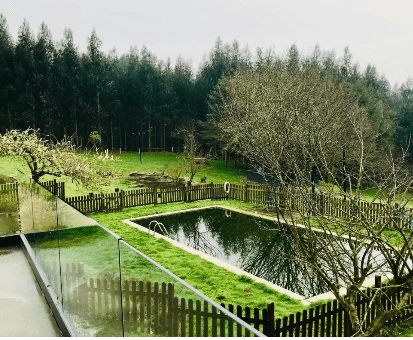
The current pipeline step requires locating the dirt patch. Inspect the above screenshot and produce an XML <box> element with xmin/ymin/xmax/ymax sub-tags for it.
<box><xmin>128</xmin><ymin>171</ymin><xmax>189</xmax><ymax>188</ymax></box>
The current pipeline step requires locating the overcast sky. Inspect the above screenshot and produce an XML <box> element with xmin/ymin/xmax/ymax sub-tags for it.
<box><xmin>2</xmin><ymin>0</ymin><xmax>413</xmax><ymax>87</ymax></box>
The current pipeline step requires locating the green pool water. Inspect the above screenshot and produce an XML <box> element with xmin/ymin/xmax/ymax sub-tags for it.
<box><xmin>133</xmin><ymin>208</ymin><xmax>329</xmax><ymax>297</ymax></box>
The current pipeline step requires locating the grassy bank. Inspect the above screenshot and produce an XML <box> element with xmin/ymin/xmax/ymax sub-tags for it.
<box><xmin>92</xmin><ymin>199</ymin><xmax>311</xmax><ymax>318</ymax></box>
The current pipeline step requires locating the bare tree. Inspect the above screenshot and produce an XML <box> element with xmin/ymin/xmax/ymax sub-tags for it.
<box><xmin>211</xmin><ymin>63</ymin><xmax>413</xmax><ymax>336</ymax></box>
<box><xmin>174</xmin><ymin>123</ymin><xmax>208</xmax><ymax>183</ymax></box>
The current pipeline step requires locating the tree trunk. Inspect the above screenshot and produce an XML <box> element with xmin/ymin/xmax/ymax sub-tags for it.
<box><xmin>97</xmin><ymin>89</ymin><xmax>101</xmax><ymax>135</ymax></box>
<box><xmin>74</xmin><ymin>105</ymin><xmax>78</xmax><ymax>147</ymax></box>
<box><xmin>141</xmin><ymin>121</ymin><xmax>144</xmax><ymax>151</ymax></box>
<box><xmin>111</xmin><ymin>120</ymin><xmax>114</xmax><ymax>150</ymax></box>
<box><xmin>7</xmin><ymin>102</ymin><xmax>12</xmax><ymax>129</ymax></box>
<box><xmin>148</xmin><ymin>117</ymin><xmax>152</xmax><ymax>150</ymax></box>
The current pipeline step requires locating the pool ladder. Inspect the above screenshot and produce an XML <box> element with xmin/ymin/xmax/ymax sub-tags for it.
<box><xmin>148</xmin><ymin>220</ymin><xmax>169</xmax><ymax>236</ymax></box>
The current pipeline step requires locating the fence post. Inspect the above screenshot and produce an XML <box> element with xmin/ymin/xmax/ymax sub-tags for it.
<box><xmin>210</xmin><ymin>182</ymin><xmax>214</xmax><ymax>200</ymax></box>
<box><xmin>100</xmin><ymin>193</ymin><xmax>104</xmax><ymax>212</ymax></box>
<box><xmin>153</xmin><ymin>187</ymin><xmax>158</xmax><ymax>205</ymax></box>
<box><xmin>53</xmin><ymin>179</ymin><xmax>57</xmax><ymax>195</ymax></box>
<box><xmin>182</xmin><ymin>185</ymin><xmax>186</xmax><ymax>203</ymax></box>
<box><xmin>267</xmin><ymin>302</ymin><xmax>275</xmax><ymax>336</ymax></box>
<box><xmin>120</xmin><ymin>189</ymin><xmax>124</xmax><ymax>210</ymax></box>
<box><xmin>61</xmin><ymin>182</ymin><xmax>66</xmax><ymax>200</ymax></box>
<box><xmin>187</xmin><ymin>182</ymin><xmax>191</xmax><ymax>203</ymax></box>
<box><xmin>244</xmin><ymin>183</ymin><xmax>248</xmax><ymax>203</ymax></box>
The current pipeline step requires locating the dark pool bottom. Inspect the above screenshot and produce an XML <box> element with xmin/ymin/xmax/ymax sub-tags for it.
<box><xmin>132</xmin><ymin>207</ymin><xmax>329</xmax><ymax>297</ymax></box>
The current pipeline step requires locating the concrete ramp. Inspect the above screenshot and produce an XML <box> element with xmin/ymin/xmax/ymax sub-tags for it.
<box><xmin>0</xmin><ymin>246</ymin><xmax>61</xmax><ymax>337</ymax></box>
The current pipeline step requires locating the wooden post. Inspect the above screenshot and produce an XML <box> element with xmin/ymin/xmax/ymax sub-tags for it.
<box><xmin>153</xmin><ymin>187</ymin><xmax>158</xmax><ymax>205</ymax></box>
<box><xmin>268</xmin><ymin>303</ymin><xmax>275</xmax><ymax>336</ymax></box>
<box><xmin>182</xmin><ymin>185</ymin><xmax>186</xmax><ymax>203</ymax></box>
<box><xmin>210</xmin><ymin>182</ymin><xmax>214</xmax><ymax>200</ymax></box>
<box><xmin>100</xmin><ymin>193</ymin><xmax>104</xmax><ymax>212</ymax></box>
<box><xmin>244</xmin><ymin>183</ymin><xmax>248</xmax><ymax>203</ymax></box>
<box><xmin>61</xmin><ymin>182</ymin><xmax>65</xmax><ymax>200</ymax></box>
<box><xmin>187</xmin><ymin>183</ymin><xmax>191</xmax><ymax>203</ymax></box>
<box><xmin>120</xmin><ymin>189</ymin><xmax>124</xmax><ymax>210</ymax></box>
<box><xmin>53</xmin><ymin>179</ymin><xmax>57</xmax><ymax>195</ymax></box>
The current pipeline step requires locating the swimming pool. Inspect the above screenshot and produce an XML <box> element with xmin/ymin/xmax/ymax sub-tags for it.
<box><xmin>130</xmin><ymin>207</ymin><xmax>331</xmax><ymax>297</ymax></box>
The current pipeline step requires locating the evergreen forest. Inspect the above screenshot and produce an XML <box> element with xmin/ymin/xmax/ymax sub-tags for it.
<box><xmin>1</xmin><ymin>15</ymin><xmax>413</xmax><ymax>161</ymax></box>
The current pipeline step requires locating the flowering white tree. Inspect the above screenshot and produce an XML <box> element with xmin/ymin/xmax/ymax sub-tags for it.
<box><xmin>0</xmin><ymin>129</ymin><xmax>116</xmax><ymax>189</ymax></box>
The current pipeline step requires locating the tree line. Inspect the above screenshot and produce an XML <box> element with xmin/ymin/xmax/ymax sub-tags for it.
<box><xmin>1</xmin><ymin>15</ymin><xmax>413</xmax><ymax>160</ymax></box>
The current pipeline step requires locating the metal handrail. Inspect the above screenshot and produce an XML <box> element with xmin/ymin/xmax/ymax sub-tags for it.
<box><xmin>148</xmin><ymin>220</ymin><xmax>168</xmax><ymax>236</ymax></box>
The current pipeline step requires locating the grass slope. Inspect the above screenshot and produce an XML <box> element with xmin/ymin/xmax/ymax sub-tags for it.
<box><xmin>93</xmin><ymin>199</ymin><xmax>310</xmax><ymax>319</ymax></box>
<box><xmin>0</xmin><ymin>152</ymin><xmax>247</xmax><ymax>197</ymax></box>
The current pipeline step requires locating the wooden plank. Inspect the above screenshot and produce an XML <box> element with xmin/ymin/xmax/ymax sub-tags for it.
<box><xmin>275</xmin><ymin>318</ymin><xmax>281</xmax><ymax>337</ymax></box>
<box><xmin>203</xmin><ymin>301</ymin><xmax>209</xmax><ymax>337</ymax></box>
<box><xmin>308</xmin><ymin>308</ymin><xmax>314</xmax><ymax>337</ymax></box>
<box><xmin>236</xmin><ymin>305</ymin><xmax>242</xmax><ymax>337</ymax></box>
<box><xmin>219</xmin><ymin>306</ymin><xmax>226</xmax><ymax>337</ymax></box>
<box><xmin>147</xmin><ymin>281</ymin><xmax>152</xmax><ymax>334</ymax></box>
<box><xmin>161</xmin><ymin>283</ymin><xmax>167</xmax><ymax>335</ymax></box>
<box><xmin>212</xmin><ymin>306</ymin><xmax>218</xmax><ymax>337</ymax></box>
<box><xmin>180</xmin><ymin>298</ymin><xmax>186</xmax><ymax>337</ymax></box>
<box><xmin>326</xmin><ymin>301</ymin><xmax>331</xmax><ymax>338</ymax></box>
<box><xmin>188</xmin><ymin>299</ymin><xmax>194</xmax><ymax>337</ymax></box>
<box><xmin>102</xmin><ymin>279</ymin><xmax>107</xmax><ymax>317</ymax></box>
<box><xmin>302</xmin><ymin>310</ymin><xmax>308</xmax><ymax>337</ymax></box>
<box><xmin>295</xmin><ymin>312</ymin><xmax>301</xmax><ymax>337</ymax></box>
<box><xmin>153</xmin><ymin>282</ymin><xmax>159</xmax><ymax>334</ymax></box>
<box><xmin>314</xmin><ymin>305</ymin><xmax>320</xmax><ymax>337</ymax></box>
<box><xmin>245</xmin><ymin>307</ymin><xmax>251</xmax><ymax>337</ymax></box>
<box><xmin>96</xmin><ymin>279</ymin><xmax>104</xmax><ymax>315</ymax></box>
<box><xmin>111</xmin><ymin>279</ymin><xmax>117</xmax><ymax>317</ymax></box>
<box><xmin>140</xmin><ymin>281</ymin><xmax>145</xmax><ymax>334</ymax></box>
<box><xmin>123</xmin><ymin>280</ymin><xmax>130</xmax><ymax>332</ymax></box>
<box><xmin>173</xmin><ymin>297</ymin><xmax>179</xmax><ymax>336</ymax></box>
<box><xmin>196</xmin><ymin>300</ymin><xmax>202</xmax><ymax>337</ymax></box>
<box><xmin>167</xmin><ymin>283</ymin><xmax>174</xmax><ymax>336</ymax></box>
<box><xmin>332</xmin><ymin>300</ymin><xmax>337</xmax><ymax>336</ymax></box>
<box><xmin>288</xmin><ymin>313</ymin><xmax>294</xmax><ymax>337</ymax></box>
<box><xmin>254</xmin><ymin>308</ymin><xmax>261</xmax><ymax>332</ymax></box>
<box><xmin>228</xmin><ymin>304</ymin><xmax>234</xmax><ymax>337</ymax></box>
<box><xmin>282</xmin><ymin>316</ymin><xmax>288</xmax><ymax>337</ymax></box>
<box><xmin>131</xmin><ymin>281</ymin><xmax>138</xmax><ymax>333</ymax></box>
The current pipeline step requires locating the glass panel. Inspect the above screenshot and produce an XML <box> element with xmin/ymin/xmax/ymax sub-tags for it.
<box><xmin>18</xmin><ymin>175</ymin><xmax>37</xmax><ymax>252</ymax></box>
<box><xmin>119</xmin><ymin>240</ymin><xmax>264</xmax><ymax>337</ymax></box>
<box><xmin>30</xmin><ymin>182</ymin><xmax>62</xmax><ymax>304</ymax></box>
<box><xmin>57</xmin><ymin>198</ymin><xmax>123</xmax><ymax>337</ymax></box>
<box><xmin>16</xmin><ymin>172</ymin><xmax>33</xmax><ymax>235</ymax></box>
<box><xmin>0</xmin><ymin>179</ymin><xmax>19</xmax><ymax>236</ymax></box>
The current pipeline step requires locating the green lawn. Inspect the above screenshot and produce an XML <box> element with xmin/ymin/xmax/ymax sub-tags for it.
<box><xmin>0</xmin><ymin>152</ymin><xmax>247</xmax><ymax>197</ymax></box>
<box><xmin>92</xmin><ymin>200</ymin><xmax>311</xmax><ymax>319</ymax></box>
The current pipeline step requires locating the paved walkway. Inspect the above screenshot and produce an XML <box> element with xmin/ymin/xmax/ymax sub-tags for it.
<box><xmin>0</xmin><ymin>246</ymin><xmax>61</xmax><ymax>337</ymax></box>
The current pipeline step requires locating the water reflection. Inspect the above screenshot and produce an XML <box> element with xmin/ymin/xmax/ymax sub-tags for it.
<box><xmin>134</xmin><ymin>209</ymin><xmax>330</xmax><ymax>297</ymax></box>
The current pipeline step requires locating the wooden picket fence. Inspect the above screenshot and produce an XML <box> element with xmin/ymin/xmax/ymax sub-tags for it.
<box><xmin>0</xmin><ymin>182</ymin><xmax>18</xmax><ymax>200</ymax></box>
<box><xmin>64</xmin><ymin>183</ymin><xmax>228</xmax><ymax>214</ymax></box>
<box><xmin>230</xmin><ymin>184</ymin><xmax>412</xmax><ymax>227</ymax></box>
<box><xmin>0</xmin><ymin>182</ymin><xmax>19</xmax><ymax>214</ymax></box>
<box><xmin>7</xmin><ymin>178</ymin><xmax>410</xmax><ymax>227</ymax></box>
<box><xmin>41</xmin><ymin>262</ymin><xmax>413</xmax><ymax>337</ymax></box>
<box><xmin>38</xmin><ymin>179</ymin><xmax>66</xmax><ymax>200</ymax></box>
